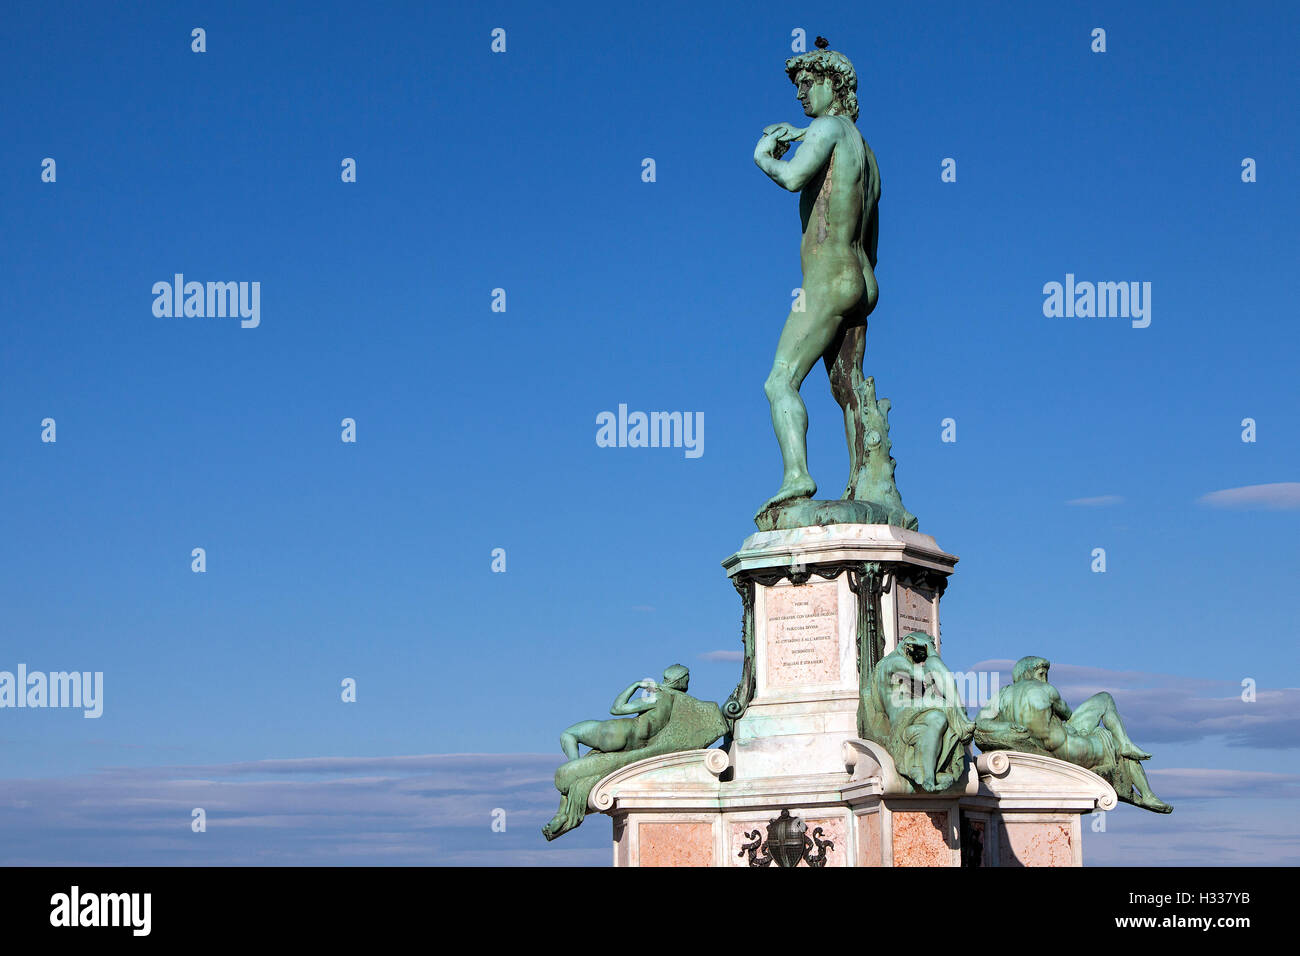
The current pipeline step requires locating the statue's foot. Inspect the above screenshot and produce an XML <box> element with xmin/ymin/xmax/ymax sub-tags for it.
<box><xmin>1121</xmin><ymin>745</ymin><xmax>1153</xmax><ymax>761</ymax></box>
<box><xmin>541</xmin><ymin>814</ymin><xmax>565</xmax><ymax>841</ymax></box>
<box><xmin>755</xmin><ymin>475</ymin><xmax>817</xmax><ymax>520</ymax></box>
<box><xmin>1135</xmin><ymin>793</ymin><xmax>1173</xmax><ymax>814</ymax></box>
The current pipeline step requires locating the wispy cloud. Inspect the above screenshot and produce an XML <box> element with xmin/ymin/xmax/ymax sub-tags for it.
<box><xmin>1147</xmin><ymin>768</ymin><xmax>1300</xmax><ymax>800</ymax></box>
<box><xmin>1197</xmin><ymin>482</ymin><xmax>1300</xmax><ymax>510</ymax></box>
<box><xmin>0</xmin><ymin>753</ymin><xmax>607</xmax><ymax>866</ymax></box>
<box><xmin>1082</xmin><ymin>787</ymin><xmax>1300</xmax><ymax>865</ymax></box>
<box><xmin>698</xmin><ymin>650</ymin><xmax>743</xmax><ymax>662</ymax></box>
<box><xmin>1</xmin><ymin>747</ymin><xmax>1295</xmax><ymax>866</ymax></box>
<box><xmin>3</xmin><ymin>662</ymin><xmax>1297</xmax><ymax>866</ymax></box>
<box><xmin>1065</xmin><ymin>495</ymin><xmax>1125</xmax><ymax>507</ymax></box>
<box><xmin>1</xmin><ymin>739</ymin><xmax>1297</xmax><ymax>865</ymax></box>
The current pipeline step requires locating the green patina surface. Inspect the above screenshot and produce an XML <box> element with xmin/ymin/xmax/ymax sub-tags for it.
<box><xmin>859</xmin><ymin>631</ymin><xmax>974</xmax><ymax>792</ymax></box>
<box><xmin>753</xmin><ymin>43</ymin><xmax>915</xmax><ymax>532</ymax></box>
<box><xmin>542</xmin><ymin>665</ymin><xmax>726</xmax><ymax>840</ymax></box>
<box><xmin>975</xmin><ymin>656</ymin><xmax>1172</xmax><ymax>813</ymax></box>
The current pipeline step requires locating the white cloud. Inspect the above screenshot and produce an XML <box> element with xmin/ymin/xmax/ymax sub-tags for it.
<box><xmin>1083</xmin><ymin>794</ymin><xmax>1300</xmax><ymax>865</ymax></box>
<box><xmin>0</xmin><ymin>753</ymin><xmax>607</xmax><ymax>866</ymax></box>
<box><xmin>2</xmin><ymin>741</ymin><xmax>1296</xmax><ymax>865</ymax></box>
<box><xmin>1065</xmin><ymin>495</ymin><xmax>1125</xmax><ymax>507</ymax></box>
<box><xmin>3</xmin><ymin>662</ymin><xmax>1297</xmax><ymax>865</ymax></box>
<box><xmin>1198</xmin><ymin>482</ymin><xmax>1300</xmax><ymax>510</ymax></box>
<box><xmin>1146</xmin><ymin>768</ymin><xmax>1300</xmax><ymax>800</ymax></box>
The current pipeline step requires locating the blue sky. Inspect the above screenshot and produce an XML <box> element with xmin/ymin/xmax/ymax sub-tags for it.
<box><xmin>1</xmin><ymin>1</ymin><xmax>1297</xmax><ymax>864</ymax></box>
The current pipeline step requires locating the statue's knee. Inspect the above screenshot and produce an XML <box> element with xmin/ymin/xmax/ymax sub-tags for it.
<box><xmin>764</xmin><ymin>369</ymin><xmax>791</xmax><ymax>403</ymax></box>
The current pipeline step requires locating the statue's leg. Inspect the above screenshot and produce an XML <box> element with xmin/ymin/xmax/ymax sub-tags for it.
<box><xmin>820</xmin><ymin>296</ymin><xmax>914</xmax><ymax>525</ymax></box>
<box><xmin>758</xmin><ymin>305</ymin><xmax>845</xmax><ymax>516</ymax></box>
<box><xmin>542</xmin><ymin>794</ymin><xmax>570</xmax><ymax>841</ymax></box>
<box><xmin>560</xmin><ymin>720</ymin><xmax>607</xmax><ymax>760</ymax></box>
<box><xmin>824</xmin><ymin>319</ymin><xmax>867</xmax><ymax>497</ymax></box>
<box><xmin>1069</xmin><ymin>693</ymin><xmax>1151</xmax><ymax>761</ymax></box>
<box><xmin>1120</xmin><ymin>759</ymin><xmax>1173</xmax><ymax>813</ymax></box>
<box><xmin>914</xmin><ymin>710</ymin><xmax>950</xmax><ymax>790</ymax></box>
<box><xmin>542</xmin><ymin>785</ymin><xmax>599</xmax><ymax>840</ymax></box>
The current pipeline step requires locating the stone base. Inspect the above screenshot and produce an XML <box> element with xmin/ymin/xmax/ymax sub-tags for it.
<box><xmin>592</xmin><ymin>742</ymin><xmax>1115</xmax><ymax>867</ymax></box>
<box><xmin>720</xmin><ymin>524</ymin><xmax>957</xmax><ymax>739</ymax></box>
<box><xmin>755</xmin><ymin>498</ymin><xmax>917</xmax><ymax>533</ymax></box>
<box><xmin>723</xmin><ymin>523</ymin><xmax>956</xmax><ymax>659</ymax></box>
<box><xmin>592</xmin><ymin>523</ymin><xmax>1107</xmax><ymax>866</ymax></box>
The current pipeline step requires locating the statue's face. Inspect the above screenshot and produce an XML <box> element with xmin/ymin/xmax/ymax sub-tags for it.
<box><xmin>899</xmin><ymin>632</ymin><xmax>935</xmax><ymax>665</ymax></box>
<box><xmin>795</xmin><ymin>70</ymin><xmax>835</xmax><ymax>117</ymax></box>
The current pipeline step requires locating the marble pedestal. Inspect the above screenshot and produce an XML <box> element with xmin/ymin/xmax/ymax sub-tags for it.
<box><xmin>720</xmin><ymin>524</ymin><xmax>957</xmax><ymax>782</ymax></box>
<box><xmin>590</xmin><ymin>524</ymin><xmax>1117</xmax><ymax>866</ymax></box>
<box><xmin>594</xmin><ymin>743</ymin><xmax>1115</xmax><ymax>867</ymax></box>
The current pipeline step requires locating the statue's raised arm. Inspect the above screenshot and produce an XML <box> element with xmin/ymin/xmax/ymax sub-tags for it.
<box><xmin>543</xmin><ymin>665</ymin><xmax>727</xmax><ymax>840</ymax></box>
<box><xmin>755</xmin><ymin>118</ymin><xmax>834</xmax><ymax>191</ymax></box>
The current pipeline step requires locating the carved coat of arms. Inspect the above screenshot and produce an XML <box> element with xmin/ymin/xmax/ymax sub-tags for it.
<box><xmin>739</xmin><ymin>809</ymin><xmax>834</xmax><ymax>867</ymax></box>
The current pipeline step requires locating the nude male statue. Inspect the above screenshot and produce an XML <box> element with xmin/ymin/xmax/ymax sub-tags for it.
<box><xmin>754</xmin><ymin>41</ymin><xmax>881</xmax><ymax>516</ymax></box>
<box><xmin>558</xmin><ymin>664</ymin><xmax>690</xmax><ymax>759</ymax></box>
<box><xmin>975</xmin><ymin>656</ymin><xmax>1172</xmax><ymax>813</ymax></box>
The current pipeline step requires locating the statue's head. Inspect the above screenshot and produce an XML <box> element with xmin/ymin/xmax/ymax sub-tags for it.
<box><xmin>1013</xmin><ymin>656</ymin><xmax>1050</xmax><ymax>683</ymax></box>
<box><xmin>897</xmin><ymin>631</ymin><xmax>936</xmax><ymax>664</ymax></box>
<box><xmin>662</xmin><ymin>664</ymin><xmax>690</xmax><ymax>691</ymax></box>
<box><xmin>785</xmin><ymin>43</ymin><xmax>859</xmax><ymax>122</ymax></box>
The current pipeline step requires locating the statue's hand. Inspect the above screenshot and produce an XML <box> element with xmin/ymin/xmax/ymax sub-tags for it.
<box><xmin>763</xmin><ymin>122</ymin><xmax>805</xmax><ymax>142</ymax></box>
<box><xmin>639</xmin><ymin>679</ymin><xmax>658</xmax><ymax>690</ymax></box>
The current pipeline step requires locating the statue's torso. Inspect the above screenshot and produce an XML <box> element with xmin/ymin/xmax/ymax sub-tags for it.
<box><xmin>630</xmin><ymin>688</ymin><xmax>676</xmax><ymax>743</ymax></box>
<box><xmin>798</xmin><ymin>116</ymin><xmax>875</xmax><ymax>272</ymax></box>
<box><xmin>1002</xmin><ymin>682</ymin><xmax>1060</xmax><ymax>743</ymax></box>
